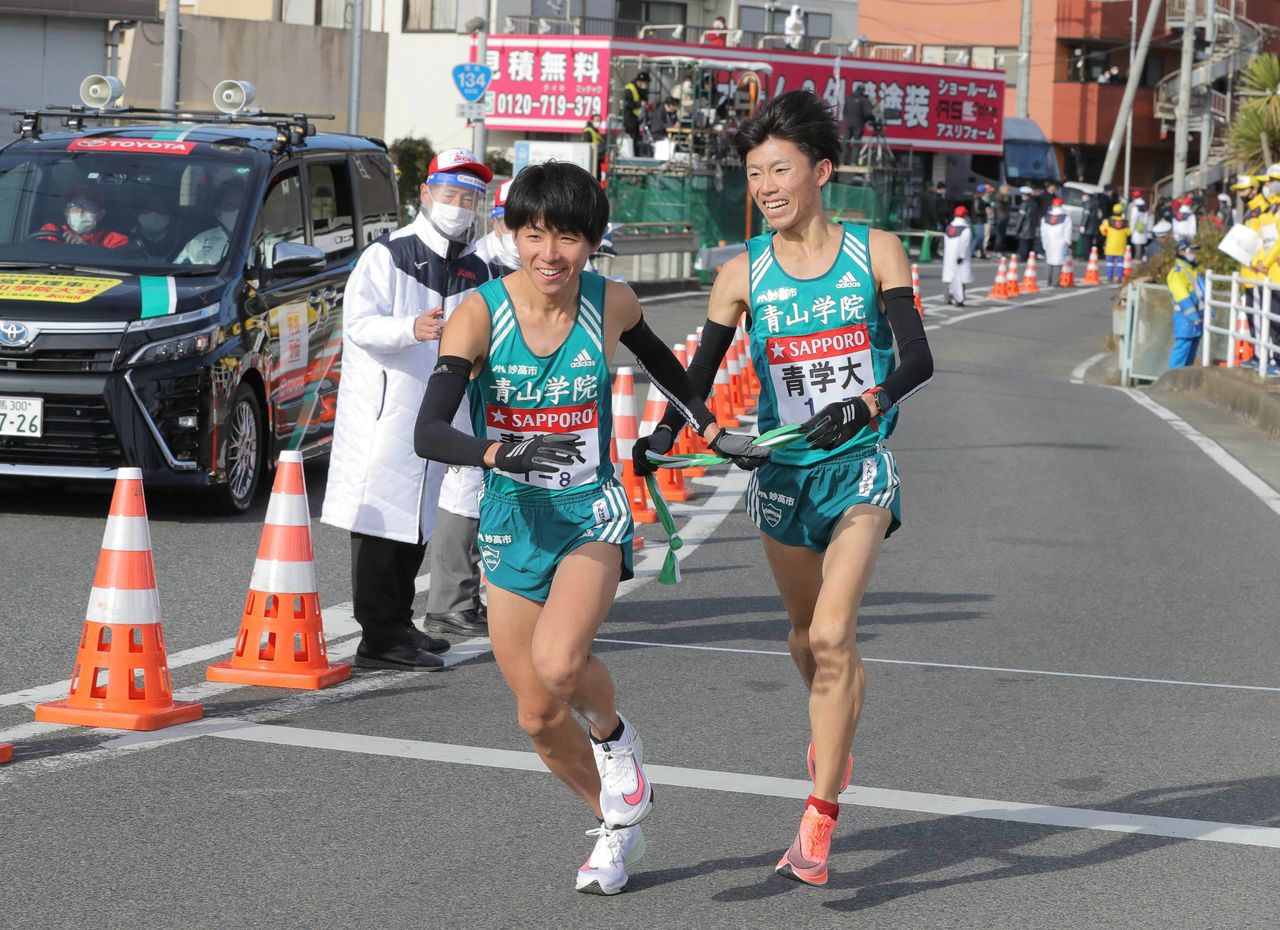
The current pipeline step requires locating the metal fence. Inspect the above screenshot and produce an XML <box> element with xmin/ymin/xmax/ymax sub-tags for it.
<box><xmin>1202</xmin><ymin>272</ymin><xmax>1280</xmax><ymax>375</ymax></box>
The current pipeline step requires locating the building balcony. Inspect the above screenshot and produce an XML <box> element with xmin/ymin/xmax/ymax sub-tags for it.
<box><xmin>1056</xmin><ymin>0</ymin><xmax>1157</xmax><ymax>41</ymax></box>
<box><xmin>1052</xmin><ymin>81</ymin><xmax>1162</xmax><ymax>148</ymax></box>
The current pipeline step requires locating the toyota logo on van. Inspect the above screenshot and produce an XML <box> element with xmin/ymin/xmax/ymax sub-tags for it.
<box><xmin>0</xmin><ymin>321</ymin><xmax>32</xmax><ymax>347</ymax></box>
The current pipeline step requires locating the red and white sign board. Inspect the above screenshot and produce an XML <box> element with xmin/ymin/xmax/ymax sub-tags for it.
<box><xmin>67</xmin><ymin>138</ymin><xmax>197</xmax><ymax>155</ymax></box>
<box><xmin>484</xmin><ymin>35</ymin><xmax>1004</xmax><ymax>153</ymax></box>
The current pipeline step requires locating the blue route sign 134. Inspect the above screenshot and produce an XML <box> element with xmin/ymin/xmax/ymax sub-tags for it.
<box><xmin>453</xmin><ymin>64</ymin><xmax>493</xmax><ymax>103</ymax></box>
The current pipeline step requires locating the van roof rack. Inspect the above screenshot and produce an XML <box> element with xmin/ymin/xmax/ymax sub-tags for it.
<box><xmin>10</xmin><ymin>106</ymin><xmax>336</xmax><ymax>151</ymax></box>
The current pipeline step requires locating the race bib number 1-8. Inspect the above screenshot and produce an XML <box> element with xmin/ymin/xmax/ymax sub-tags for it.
<box><xmin>766</xmin><ymin>324</ymin><xmax>874</xmax><ymax>425</ymax></box>
<box><xmin>486</xmin><ymin>401</ymin><xmax>600</xmax><ymax>488</ymax></box>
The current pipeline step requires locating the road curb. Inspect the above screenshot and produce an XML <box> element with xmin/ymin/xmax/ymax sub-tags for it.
<box><xmin>1155</xmin><ymin>365</ymin><xmax>1280</xmax><ymax>438</ymax></box>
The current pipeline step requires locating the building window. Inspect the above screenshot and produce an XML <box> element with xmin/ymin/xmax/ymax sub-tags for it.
<box><xmin>404</xmin><ymin>0</ymin><xmax>456</xmax><ymax>32</ymax></box>
<box><xmin>994</xmin><ymin>47</ymin><xmax>1020</xmax><ymax>86</ymax></box>
<box><xmin>738</xmin><ymin>5</ymin><xmax>766</xmax><ymax>32</ymax></box>
<box><xmin>971</xmin><ymin>46</ymin><xmax>996</xmax><ymax>70</ymax></box>
<box><xmin>617</xmin><ymin>0</ymin><xmax>687</xmax><ymax>24</ymax></box>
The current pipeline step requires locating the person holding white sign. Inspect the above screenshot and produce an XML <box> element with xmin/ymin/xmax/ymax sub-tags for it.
<box><xmin>414</xmin><ymin>161</ymin><xmax>759</xmax><ymax>894</ymax></box>
<box><xmin>635</xmin><ymin>90</ymin><xmax>934</xmax><ymax>887</ymax></box>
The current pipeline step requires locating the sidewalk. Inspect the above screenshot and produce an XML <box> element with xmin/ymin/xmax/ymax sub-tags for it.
<box><xmin>1156</xmin><ymin>365</ymin><xmax>1280</xmax><ymax>440</ymax></box>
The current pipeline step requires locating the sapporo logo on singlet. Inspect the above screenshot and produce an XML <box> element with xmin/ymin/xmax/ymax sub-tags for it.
<box><xmin>486</xmin><ymin>401</ymin><xmax>601</xmax><ymax>489</ymax></box>
<box><xmin>766</xmin><ymin>324</ymin><xmax>873</xmax><ymax>425</ymax></box>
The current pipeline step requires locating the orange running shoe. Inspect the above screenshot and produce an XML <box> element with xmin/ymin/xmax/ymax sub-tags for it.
<box><xmin>775</xmin><ymin>804</ymin><xmax>836</xmax><ymax>886</ymax></box>
<box><xmin>807</xmin><ymin>741</ymin><xmax>853</xmax><ymax>793</ymax></box>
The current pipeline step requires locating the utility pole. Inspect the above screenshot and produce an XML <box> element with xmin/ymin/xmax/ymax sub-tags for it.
<box><xmin>1172</xmin><ymin>0</ymin><xmax>1196</xmax><ymax>195</ymax></box>
<box><xmin>160</xmin><ymin>0</ymin><xmax>179</xmax><ymax>109</ymax></box>
<box><xmin>1015</xmin><ymin>0</ymin><xmax>1032</xmax><ymax>118</ymax></box>
<box><xmin>473</xmin><ymin>26</ymin><xmax>488</xmax><ymax>159</ymax></box>
<box><xmin>348</xmin><ymin>0</ymin><xmax>365</xmax><ymax>133</ymax></box>
<box><xmin>1123</xmin><ymin>0</ymin><xmax>1136</xmax><ymax>194</ymax></box>
<box><xmin>1097</xmin><ymin>0</ymin><xmax>1163</xmax><ymax>187</ymax></box>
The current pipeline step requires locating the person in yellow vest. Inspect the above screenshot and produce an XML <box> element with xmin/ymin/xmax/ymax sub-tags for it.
<box><xmin>619</xmin><ymin>70</ymin><xmax>651</xmax><ymax>155</ymax></box>
<box><xmin>1231</xmin><ymin>175</ymin><xmax>1268</xmax><ymax>342</ymax></box>
<box><xmin>1166</xmin><ymin>239</ymin><xmax>1204</xmax><ymax>369</ymax></box>
<box><xmin>1099</xmin><ymin>203</ymin><xmax>1130</xmax><ymax>282</ymax></box>
<box><xmin>1246</xmin><ymin>166</ymin><xmax>1280</xmax><ymax>368</ymax></box>
<box><xmin>582</xmin><ymin>118</ymin><xmax>604</xmax><ymax>178</ymax></box>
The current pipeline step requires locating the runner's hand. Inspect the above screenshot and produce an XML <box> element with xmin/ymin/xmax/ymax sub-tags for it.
<box><xmin>709</xmin><ymin>429</ymin><xmax>771</xmax><ymax>470</ymax></box>
<box><xmin>494</xmin><ymin>434</ymin><xmax>585</xmax><ymax>475</ymax></box>
<box><xmin>633</xmin><ymin>425</ymin><xmax>674</xmax><ymax>477</ymax></box>
<box><xmin>800</xmin><ymin>397</ymin><xmax>872</xmax><ymax>450</ymax></box>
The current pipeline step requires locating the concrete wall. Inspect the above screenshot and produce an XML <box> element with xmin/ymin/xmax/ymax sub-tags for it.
<box><xmin>384</xmin><ymin>0</ymin><xmax>477</xmax><ymax>149</ymax></box>
<box><xmin>1</xmin><ymin>15</ymin><xmax>109</xmax><ymax>139</ymax></box>
<box><xmin>122</xmin><ymin>14</ymin><xmax>388</xmax><ymax>138</ymax></box>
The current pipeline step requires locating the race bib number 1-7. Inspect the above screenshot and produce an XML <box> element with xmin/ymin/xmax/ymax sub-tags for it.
<box><xmin>485</xmin><ymin>401</ymin><xmax>600</xmax><ymax>488</ymax></box>
<box><xmin>766</xmin><ymin>324</ymin><xmax>873</xmax><ymax>425</ymax></box>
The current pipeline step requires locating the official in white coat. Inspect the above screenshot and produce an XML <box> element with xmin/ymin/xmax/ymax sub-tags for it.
<box><xmin>941</xmin><ymin>205</ymin><xmax>973</xmax><ymax>306</ymax></box>
<box><xmin>1039</xmin><ymin>197</ymin><xmax>1073</xmax><ymax>286</ymax></box>
<box><xmin>1172</xmin><ymin>199</ymin><xmax>1198</xmax><ymax>243</ymax></box>
<box><xmin>321</xmin><ymin>148</ymin><xmax>493</xmax><ymax>669</ymax></box>
<box><xmin>1127</xmin><ymin>196</ymin><xmax>1150</xmax><ymax>261</ymax></box>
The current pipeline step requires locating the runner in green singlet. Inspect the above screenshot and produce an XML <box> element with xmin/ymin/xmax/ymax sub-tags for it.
<box><xmin>637</xmin><ymin>90</ymin><xmax>935</xmax><ymax>886</ymax></box>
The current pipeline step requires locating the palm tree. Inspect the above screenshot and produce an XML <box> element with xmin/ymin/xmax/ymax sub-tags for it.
<box><xmin>1230</xmin><ymin>54</ymin><xmax>1280</xmax><ymax>167</ymax></box>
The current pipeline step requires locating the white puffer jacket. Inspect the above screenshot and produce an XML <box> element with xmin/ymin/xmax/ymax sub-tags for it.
<box><xmin>320</xmin><ymin>212</ymin><xmax>490</xmax><ymax>543</ymax></box>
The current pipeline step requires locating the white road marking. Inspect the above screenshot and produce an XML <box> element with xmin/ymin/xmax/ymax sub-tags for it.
<box><xmin>206</xmin><ymin>721</ymin><xmax>1280</xmax><ymax>850</ymax></box>
<box><xmin>639</xmin><ymin>290</ymin><xmax>709</xmax><ymax>304</ymax></box>
<box><xmin>594</xmin><ymin>637</ymin><xmax>1280</xmax><ymax>695</ymax></box>
<box><xmin>1116</xmin><ymin>387</ymin><xmax>1280</xmax><ymax>519</ymax></box>
<box><xmin>1071</xmin><ymin>351</ymin><xmax>1110</xmax><ymax>384</ymax></box>
<box><xmin>924</xmin><ymin>285</ymin><xmax>1119</xmax><ymax>332</ymax></box>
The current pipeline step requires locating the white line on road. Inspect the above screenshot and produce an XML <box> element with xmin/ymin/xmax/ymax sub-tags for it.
<box><xmin>595</xmin><ymin>637</ymin><xmax>1280</xmax><ymax>695</ymax></box>
<box><xmin>924</xmin><ymin>285</ymin><xmax>1119</xmax><ymax>332</ymax></box>
<box><xmin>206</xmin><ymin>721</ymin><xmax>1280</xmax><ymax>850</ymax></box>
<box><xmin>1071</xmin><ymin>351</ymin><xmax>1110</xmax><ymax>384</ymax></box>
<box><xmin>1116</xmin><ymin>387</ymin><xmax>1280</xmax><ymax>519</ymax></box>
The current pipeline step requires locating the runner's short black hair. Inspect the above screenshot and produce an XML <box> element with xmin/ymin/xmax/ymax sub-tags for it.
<box><xmin>504</xmin><ymin>161</ymin><xmax>609</xmax><ymax>243</ymax></box>
<box><xmin>733</xmin><ymin>90</ymin><xmax>841</xmax><ymax>167</ymax></box>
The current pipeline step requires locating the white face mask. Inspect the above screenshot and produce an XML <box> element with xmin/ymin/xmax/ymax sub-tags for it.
<box><xmin>427</xmin><ymin>200</ymin><xmax>475</xmax><ymax>240</ymax></box>
<box><xmin>137</xmin><ymin>211</ymin><xmax>170</xmax><ymax>236</ymax></box>
<box><xmin>66</xmin><ymin>210</ymin><xmax>98</xmax><ymax>234</ymax></box>
<box><xmin>217</xmin><ymin>209</ymin><xmax>238</xmax><ymax>232</ymax></box>
<box><xmin>495</xmin><ymin>230</ymin><xmax>520</xmax><ymax>267</ymax></box>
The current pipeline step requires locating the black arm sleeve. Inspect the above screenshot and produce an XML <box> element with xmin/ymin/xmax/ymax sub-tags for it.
<box><xmin>876</xmin><ymin>286</ymin><xmax>934</xmax><ymax>408</ymax></box>
<box><xmin>413</xmin><ymin>355</ymin><xmax>494</xmax><ymax>466</ymax></box>
<box><xmin>655</xmin><ymin>319</ymin><xmax>737</xmax><ymax>433</ymax></box>
<box><xmin>620</xmin><ymin>317</ymin><xmax>716</xmax><ymax>434</ymax></box>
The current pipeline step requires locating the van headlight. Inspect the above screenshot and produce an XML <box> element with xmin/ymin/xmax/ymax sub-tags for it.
<box><xmin>127</xmin><ymin>324</ymin><xmax>220</xmax><ymax>366</ymax></box>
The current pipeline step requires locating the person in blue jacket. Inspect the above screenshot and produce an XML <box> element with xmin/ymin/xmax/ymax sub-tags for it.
<box><xmin>1167</xmin><ymin>239</ymin><xmax>1204</xmax><ymax>369</ymax></box>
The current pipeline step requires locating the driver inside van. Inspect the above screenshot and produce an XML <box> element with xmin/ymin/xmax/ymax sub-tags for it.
<box><xmin>36</xmin><ymin>184</ymin><xmax>130</xmax><ymax>249</ymax></box>
<box><xmin>175</xmin><ymin>178</ymin><xmax>246</xmax><ymax>265</ymax></box>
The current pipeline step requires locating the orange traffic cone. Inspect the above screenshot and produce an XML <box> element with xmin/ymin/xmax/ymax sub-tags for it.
<box><xmin>1234</xmin><ymin>315</ymin><xmax>1255</xmax><ymax>365</ymax></box>
<box><xmin>608</xmin><ymin>436</ymin><xmax>646</xmax><ymax>550</ymax></box>
<box><xmin>639</xmin><ymin>380</ymin><xmax>691</xmax><ymax>502</ymax></box>
<box><xmin>671</xmin><ymin>343</ymin><xmax>706</xmax><ymax>477</ymax></box>
<box><xmin>612</xmin><ymin>367</ymin><xmax>656</xmax><ymax>523</ymax></box>
<box><xmin>1083</xmin><ymin>247</ymin><xmax>1101</xmax><ymax>285</ymax></box>
<box><xmin>0</xmin><ymin>743</ymin><xmax>11</xmax><ymax>764</ymax></box>
<box><xmin>1022</xmin><ymin>252</ymin><xmax>1040</xmax><ymax>295</ymax></box>
<box><xmin>988</xmin><ymin>256</ymin><xmax>1008</xmax><ymax>298</ymax></box>
<box><xmin>711</xmin><ymin>355</ymin><xmax>741</xmax><ymax>428</ymax></box>
<box><xmin>1058</xmin><ymin>255</ymin><xmax>1076</xmax><ymax>288</ymax></box>
<box><xmin>1005</xmin><ymin>256</ymin><xmax>1021</xmax><ymax>296</ymax></box>
<box><xmin>911</xmin><ymin>263</ymin><xmax>924</xmax><ymax>315</ymax></box>
<box><xmin>738</xmin><ymin>323</ymin><xmax>760</xmax><ymax>397</ymax></box>
<box><xmin>726</xmin><ymin>338</ymin><xmax>750</xmax><ymax>416</ymax></box>
<box><xmin>1122</xmin><ymin>245</ymin><xmax>1133</xmax><ymax>282</ymax></box>
<box><xmin>207</xmin><ymin>452</ymin><xmax>351</xmax><ymax>689</ymax></box>
<box><xmin>35</xmin><ymin>469</ymin><xmax>203</xmax><ymax>730</ymax></box>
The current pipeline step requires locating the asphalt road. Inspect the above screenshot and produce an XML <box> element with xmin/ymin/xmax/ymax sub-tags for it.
<box><xmin>2</xmin><ymin>261</ymin><xmax>1279</xmax><ymax>929</ymax></box>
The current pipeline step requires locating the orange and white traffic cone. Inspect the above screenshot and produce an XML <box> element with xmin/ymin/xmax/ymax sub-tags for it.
<box><xmin>207</xmin><ymin>452</ymin><xmax>351</xmax><ymax>689</ymax></box>
<box><xmin>612</xmin><ymin>367</ymin><xmax>656</xmax><ymax>523</ymax></box>
<box><xmin>1058</xmin><ymin>255</ymin><xmax>1076</xmax><ymax>288</ymax></box>
<box><xmin>711</xmin><ymin>355</ymin><xmax>741</xmax><ymax>428</ymax></box>
<box><xmin>609</xmin><ymin>436</ymin><xmax>645</xmax><ymax>550</ymax></box>
<box><xmin>726</xmin><ymin>338</ymin><xmax>750</xmax><ymax>416</ymax></box>
<box><xmin>682</xmin><ymin>334</ymin><xmax>713</xmax><ymax>459</ymax></box>
<box><xmin>0</xmin><ymin>743</ymin><xmax>10</xmax><ymax>764</ymax></box>
<box><xmin>1234</xmin><ymin>315</ymin><xmax>1255</xmax><ymax>366</ymax></box>
<box><xmin>911</xmin><ymin>263</ymin><xmax>924</xmax><ymax>315</ymax></box>
<box><xmin>1005</xmin><ymin>256</ymin><xmax>1021</xmax><ymax>296</ymax></box>
<box><xmin>671</xmin><ymin>343</ymin><xmax>706</xmax><ymax>477</ymax></box>
<box><xmin>35</xmin><ymin>469</ymin><xmax>203</xmax><ymax>730</ymax></box>
<box><xmin>1022</xmin><ymin>252</ymin><xmax>1040</xmax><ymax>295</ymax></box>
<box><xmin>1122</xmin><ymin>245</ymin><xmax>1133</xmax><ymax>282</ymax></box>
<box><xmin>1083</xmin><ymin>247</ymin><xmax>1101</xmax><ymax>285</ymax></box>
<box><xmin>639</xmin><ymin>379</ymin><xmax>691</xmax><ymax>502</ymax></box>
<box><xmin>988</xmin><ymin>256</ymin><xmax>1008</xmax><ymax>298</ymax></box>
<box><xmin>738</xmin><ymin>323</ymin><xmax>760</xmax><ymax>397</ymax></box>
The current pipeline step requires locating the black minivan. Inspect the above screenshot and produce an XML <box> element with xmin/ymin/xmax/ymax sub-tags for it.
<box><xmin>0</xmin><ymin>109</ymin><xmax>399</xmax><ymax>511</ymax></box>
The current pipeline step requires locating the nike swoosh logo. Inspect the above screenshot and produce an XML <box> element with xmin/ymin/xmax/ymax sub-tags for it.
<box><xmin>622</xmin><ymin>765</ymin><xmax>648</xmax><ymax>807</ymax></box>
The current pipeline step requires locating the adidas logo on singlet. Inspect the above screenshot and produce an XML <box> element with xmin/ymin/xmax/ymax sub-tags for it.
<box><xmin>836</xmin><ymin>271</ymin><xmax>859</xmax><ymax>289</ymax></box>
<box><xmin>570</xmin><ymin>348</ymin><xmax>595</xmax><ymax>369</ymax></box>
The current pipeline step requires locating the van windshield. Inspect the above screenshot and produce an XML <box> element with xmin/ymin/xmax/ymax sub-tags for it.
<box><xmin>0</xmin><ymin>142</ymin><xmax>258</xmax><ymax>275</ymax></box>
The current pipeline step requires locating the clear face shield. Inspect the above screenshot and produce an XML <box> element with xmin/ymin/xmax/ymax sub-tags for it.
<box><xmin>424</xmin><ymin>171</ymin><xmax>486</xmax><ymax>239</ymax></box>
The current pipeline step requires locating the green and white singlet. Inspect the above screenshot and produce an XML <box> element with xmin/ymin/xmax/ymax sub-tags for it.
<box><xmin>745</xmin><ymin>222</ymin><xmax>898</xmax><ymax>467</ymax></box>
<box><xmin>469</xmin><ymin>271</ymin><xmax>616</xmax><ymax>496</ymax></box>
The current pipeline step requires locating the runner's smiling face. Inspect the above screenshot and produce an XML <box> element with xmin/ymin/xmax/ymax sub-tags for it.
<box><xmin>515</xmin><ymin>222</ymin><xmax>597</xmax><ymax>297</ymax></box>
<box><xmin>745</xmin><ymin>137</ymin><xmax>832</xmax><ymax>232</ymax></box>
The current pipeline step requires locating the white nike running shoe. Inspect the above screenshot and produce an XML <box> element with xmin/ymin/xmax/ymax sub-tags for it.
<box><xmin>575</xmin><ymin>824</ymin><xmax>647</xmax><ymax>895</ymax></box>
<box><xmin>592</xmin><ymin>713</ymin><xmax>654</xmax><ymax>828</ymax></box>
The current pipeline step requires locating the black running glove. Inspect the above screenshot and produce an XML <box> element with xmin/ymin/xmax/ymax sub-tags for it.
<box><xmin>709</xmin><ymin>429</ymin><xmax>771</xmax><ymax>470</ymax></box>
<box><xmin>493</xmin><ymin>434</ymin><xmax>586</xmax><ymax>475</ymax></box>
<box><xmin>800</xmin><ymin>397</ymin><xmax>873</xmax><ymax>451</ymax></box>
<box><xmin>633</xmin><ymin>425</ymin><xmax>675</xmax><ymax>477</ymax></box>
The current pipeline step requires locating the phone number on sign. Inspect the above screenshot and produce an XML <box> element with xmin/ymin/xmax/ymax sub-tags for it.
<box><xmin>492</xmin><ymin>92</ymin><xmax>602</xmax><ymax>119</ymax></box>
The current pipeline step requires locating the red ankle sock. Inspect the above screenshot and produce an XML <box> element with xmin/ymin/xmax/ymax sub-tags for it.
<box><xmin>806</xmin><ymin>794</ymin><xmax>839</xmax><ymax>820</ymax></box>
